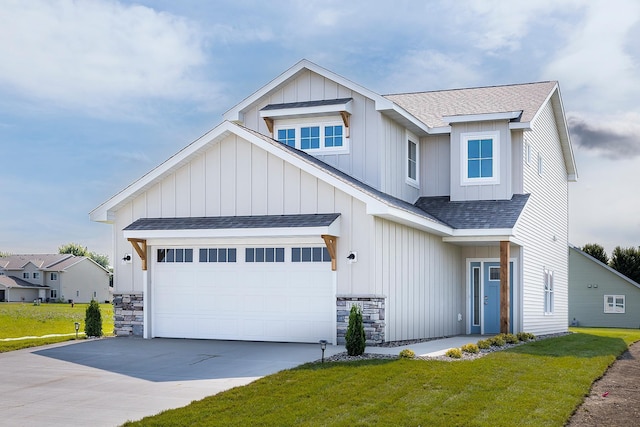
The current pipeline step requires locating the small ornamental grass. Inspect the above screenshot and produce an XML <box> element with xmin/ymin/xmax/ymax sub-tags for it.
<box><xmin>477</xmin><ymin>339</ymin><xmax>491</xmax><ymax>349</ymax></box>
<box><xmin>398</xmin><ymin>349</ymin><xmax>415</xmax><ymax>359</ymax></box>
<box><xmin>445</xmin><ymin>347</ymin><xmax>462</xmax><ymax>358</ymax></box>
<box><xmin>517</xmin><ymin>332</ymin><xmax>536</xmax><ymax>342</ymax></box>
<box><xmin>489</xmin><ymin>336</ymin><xmax>506</xmax><ymax>347</ymax></box>
<box><xmin>461</xmin><ymin>343</ymin><xmax>479</xmax><ymax>354</ymax></box>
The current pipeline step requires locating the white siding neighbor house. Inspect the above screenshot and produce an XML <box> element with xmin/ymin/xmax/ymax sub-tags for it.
<box><xmin>0</xmin><ymin>254</ymin><xmax>111</xmax><ymax>303</ymax></box>
<box><xmin>91</xmin><ymin>60</ymin><xmax>577</xmax><ymax>343</ymax></box>
<box><xmin>569</xmin><ymin>245</ymin><xmax>640</xmax><ymax>329</ymax></box>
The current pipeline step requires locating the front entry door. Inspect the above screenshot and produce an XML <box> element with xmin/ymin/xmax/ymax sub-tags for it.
<box><xmin>470</xmin><ymin>261</ymin><xmax>513</xmax><ymax>335</ymax></box>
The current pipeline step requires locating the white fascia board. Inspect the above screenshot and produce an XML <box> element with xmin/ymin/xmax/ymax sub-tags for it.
<box><xmin>367</xmin><ymin>204</ymin><xmax>453</xmax><ymax>236</ymax></box>
<box><xmin>509</xmin><ymin>122</ymin><xmax>533</xmax><ymax>131</ymax></box>
<box><xmin>124</xmin><ymin>225</ymin><xmax>338</xmax><ymax>241</ymax></box>
<box><xmin>260</xmin><ymin>100</ymin><xmax>353</xmax><ymax>119</ymax></box>
<box><xmin>89</xmin><ymin>123</ymin><xmax>235</xmax><ymax>223</ymax></box>
<box><xmin>443</xmin><ymin>111</ymin><xmax>522</xmax><ymax>124</ymax></box>
<box><xmin>428</xmin><ymin>126</ymin><xmax>452</xmax><ymax>134</ymax></box>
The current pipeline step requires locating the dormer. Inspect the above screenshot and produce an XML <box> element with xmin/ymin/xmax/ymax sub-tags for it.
<box><xmin>259</xmin><ymin>98</ymin><xmax>353</xmax><ymax>155</ymax></box>
<box><xmin>444</xmin><ymin>111</ymin><xmax>522</xmax><ymax>201</ymax></box>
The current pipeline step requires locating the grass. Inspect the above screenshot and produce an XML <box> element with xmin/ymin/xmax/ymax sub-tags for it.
<box><xmin>0</xmin><ymin>302</ymin><xmax>114</xmax><ymax>352</ymax></box>
<box><xmin>124</xmin><ymin>328</ymin><xmax>640</xmax><ymax>427</ymax></box>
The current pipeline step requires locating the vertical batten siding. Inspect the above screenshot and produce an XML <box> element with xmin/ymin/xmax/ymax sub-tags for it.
<box><xmin>516</xmin><ymin>101</ymin><xmax>569</xmax><ymax>335</ymax></box>
<box><xmin>373</xmin><ymin>218</ymin><xmax>464</xmax><ymax>342</ymax></box>
<box><xmin>421</xmin><ymin>134</ymin><xmax>450</xmax><ymax>196</ymax></box>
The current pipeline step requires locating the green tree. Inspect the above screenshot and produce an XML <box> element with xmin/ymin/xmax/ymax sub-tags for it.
<box><xmin>89</xmin><ymin>252</ymin><xmax>110</xmax><ymax>269</ymax></box>
<box><xmin>59</xmin><ymin>243</ymin><xmax>88</xmax><ymax>257</ymax></box>
<box><xmin>610</xmin><ymin>246</ymin><xmax>640</xmax><ymax>284</ymax></box>
<box><xmin>0</xmin><ymin>251</ymin><xmax>12</xmax><ymax>258</ymax></box>
<box><xmin>84</xmin><ymin>299</ymin><xmax>103</xmax><ymax>338</ymax></box>
<box><xmin>345</xmin><ymin>304</ymin><xmax>366</xmax><ymax>356</ymax></box>
<box><xmin>582</xmin><ymin>243</ymin><xmax>609</xmax><ymax>265</ymax></box>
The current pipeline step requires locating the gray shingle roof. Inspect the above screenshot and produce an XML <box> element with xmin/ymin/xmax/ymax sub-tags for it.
<box><xmin>0</xmin><ymin>275</ymin><xmax>49</xmax><ymax>289</ymax></box>
<box><xmin>260</xmin><ymin>98</ymin><xmax>353</xmax><ymax>111</ymax></box>
<box><xmin>0</xmin><ymin>254</ymin><xmax>74</xmax><ymax>270</ymax></box>
<box><xmin>384</xmin><ymin>82</ymin><xmax>557</xmax><ymax>128</ymax></box>
<box><xmin>414</xmin><ymin>194</ymin><xmax>530</xmax><ymax>229</ymax></box>
<box><xmin>125</xmin><ymin>213</ymin><xmax>341</xmax><ymax>231</ymax></box>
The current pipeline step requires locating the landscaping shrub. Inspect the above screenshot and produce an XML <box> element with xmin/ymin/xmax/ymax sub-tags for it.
<box><xmin>345</xmin><ymin>304</ymin><xmax>366</xmax><ymax>356</ymax></box>
<box><xmin>502</xmin><ymin>333</ymin><xmax>519</xmax><ymax>344</ymax></box>
<box><xmin>399</xmin><ymin>349</ymin><xmax>415</xmax><ymax>359</ymax></box>
<box><xmin>461</xmin><ymin>343</ymin><xmax>479</xmax><ymax>354</ymax></box>
<box><xmin>84</xmin><ymin>299</ymin><xmax>103</xmax><ymax>338</ymax></box>
<box><xmin>445</xmin><ymin>348</ymin><xmax>462</xmax><ymax>358</ymax></box>
<box><xmin>517</xmin><ymin>332</ymin><xmax>536</xmax><ymax>342</ymax></box>
<box><xmin>489</xmin><ymin>335</ymin><xmax>505</xmax><ymax>347</ymax></box>
<box><xmin>477</xmin><ymin>339</ymin><xmax>491</xmax><ymax>349</ymax></box>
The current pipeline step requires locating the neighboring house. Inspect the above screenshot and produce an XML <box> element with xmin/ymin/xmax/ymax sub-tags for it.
<box><xmin>0</xmin><ymin>254</ymin><xmax>111</xmax><ymax>303</ymax></box>
<box><xmin>91</xmin><ymin>59</ymin><xmax>577</xmax><ymax>343</ymax></box>
<box><xmin>569</xmin><ymin>245</ymin><xmax>640</xmax><ymax>328</ymax></box>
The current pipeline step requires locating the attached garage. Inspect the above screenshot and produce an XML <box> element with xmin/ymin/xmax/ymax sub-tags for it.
<box><xmin>123</xmin><ymin>214</ymin><xmax>340</xmax><ymax>343</ymax></box>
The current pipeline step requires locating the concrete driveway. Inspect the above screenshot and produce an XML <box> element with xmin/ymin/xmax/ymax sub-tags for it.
<box><xmin>0</xmin><ymin>337</ymin><xmax>346</xmax><ymax>427</ymax></box>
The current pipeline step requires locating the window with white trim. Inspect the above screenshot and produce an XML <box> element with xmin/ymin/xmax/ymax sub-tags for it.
<box><xmin>23</xmin><ymin>272</ymin><xmax>29</xmax><ymax>279</ymax></box>
<box><xmin>51</xmin><ymin>289</ymin><xmax>57</xmax><ymax>299</ymax></box>
<box><xmin>406</xmin><ymin>134</ymin><xmax>419</xmax><ymax>187</ymax></box>
<box><xmin>525</xmin><ymin>142</ymin><xmax>532</xmax><ymax>165</ymax></box>
<box><xmin>199</xmin><ymin>248</ymin><xmax>237</xmax><ymax>263</ymax></box>
<box><xmin>274</xmin><ymin>117</ymin><xmax>348</xmax><ymax>154</ymax></box>
<box><xmin>291</xmin><ymin>247</ymin><xmax>331</xmax><ymax>263</ymax></box>
<box><xmin>544</xmin><ymin>268</ymin><xmax>554</xmax><ymax>314</ymax></box>
<box><xmin>461</xmin><ymin>131</ymin><xmax>499</xmax><ymax>185</ymax></box>
<box><xmin>604</xmin><ymin>295</ymin><xmax>625</xmax><ymax>313</ymax></box>
<box><xmin>33</xmin><ymin>272</ymin><xmax>40</xmax><ymax>279</ymax></box>
<box><xmin>50</xmin><ymin>272</ymin><xmax>58</xmax><ymax>280</ymax></box>
<box><xmin>538</xmin><ymin>153</ymin><xmax>544</xmax><ymax>176</ymax></box>
<box><xmin>157</xmin><ymin>248</ymin><xmax>193</xmax><ymax>263</ymax></box>
<box><xmin>245</xmin><ymin>247</ymin><xmax>285</xmax><ymax>263</ymax></box>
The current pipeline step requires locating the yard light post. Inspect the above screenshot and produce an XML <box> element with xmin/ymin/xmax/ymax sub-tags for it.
<box><xmin>319</xmin><ymin>340</ymin><xmax>328</xmax><ymax>363</ymax></box>
<box><xmin>74</xmin><ymin>322</ymin><xmax>80</xmax><ymax>339</ymax></box>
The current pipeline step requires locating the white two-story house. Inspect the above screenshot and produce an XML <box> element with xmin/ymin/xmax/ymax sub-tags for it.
<box><xmin>91</xmin><ymin>60</ymin><xmax>577</xmax><ymax>343</ymax></box>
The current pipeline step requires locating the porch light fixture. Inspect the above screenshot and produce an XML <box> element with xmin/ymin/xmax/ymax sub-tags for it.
<box><xmin>319</xmin><ymin>340</ymin><xmax>328</xmax><ymax>363</ymax></box>
<box><xmin>74</xmin><ymin>322</ymin><xmax>80</xmax><ymax>339</ymax></box>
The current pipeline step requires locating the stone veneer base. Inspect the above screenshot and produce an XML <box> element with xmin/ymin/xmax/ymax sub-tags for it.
<box><xmin>113</xmin><ymin>293</ymin><xmax>143</xmax><ymax>337</ymax></box>
<box><xmin>336</xmin><ymin>296</ymin><xmax>385</xmax><ymax>345</ymax></box>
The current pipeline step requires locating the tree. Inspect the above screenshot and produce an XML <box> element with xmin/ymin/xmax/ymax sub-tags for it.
<box><xmin>610</xmin><ymin>246</ymin><xmax>640</xmax><ymax>284</ymax></box>
<box><xmin>345</xmin><ymin>304</ymin><xmax>366</xmax><ymax>356</ymax></box>
<box><xmin>59</xmin><ymin>243</ymin><xmax>88</xmax><ymax>257</ymax></box>
<box><xmin>582</xmin><ymin>243</ymin><xmax>609</xmax><ymax>265</ymax></box>
<box><xmin>59</xmin><ymin>243</ymin><xmax>110</xmax><ymax>269</ymax></box>
<box><xmin>84</xmin><ymin>299</ymin><xmax>103</xmax><ymax>338</ymax></box>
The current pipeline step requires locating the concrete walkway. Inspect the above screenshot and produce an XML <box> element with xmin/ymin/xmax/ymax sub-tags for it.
<box><xmin>0</xmin><ymin>336</ymin><xmax>472</xmax><ymax>426</ymax></box>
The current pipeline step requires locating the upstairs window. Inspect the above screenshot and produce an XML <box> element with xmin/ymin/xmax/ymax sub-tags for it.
<box><xmin>274</xmin><ymin>118</ymin><xmax>348</xmax><ymax>154</ymax></box>
<box><xmin>406</xmin><ymin>132</ymin><xmax>419</xmax><ymax>187</ymax></box>
<box><xmin>544</xmin><ymin>268</ymin><xmax>554</xmax><ymax>314</ymax></box>
<box><xmin>461</xmin><ymin>131</ymin><xmax>500</xmax><ymax>185</ymax></box>
<box><xmin>23</xmin><ymin>272</ymin><xmax>29</xmax><ymax>279</ymax></box>
<box><xmin>50</xmin><ymin>272</ymin><xmax>58</xmax><ymax>280</ymax></box>
<box><xmin>33</xmin><ymin>272</ymin><xmax>40</xmax><ymax>279</ymax></box>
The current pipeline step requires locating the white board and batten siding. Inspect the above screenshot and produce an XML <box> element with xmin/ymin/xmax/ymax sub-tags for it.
<box><xmin>515</xmin><ymin>101</ymin><xmax>570</xmax><ymax>335</ymax></box>
<box><xmin>238</xmin><ymin>69</ymin><xmax>420</xmax><ymax>205</ymax></box>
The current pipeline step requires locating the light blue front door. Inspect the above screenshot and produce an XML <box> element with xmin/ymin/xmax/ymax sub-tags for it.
<box><xmin>470</xmin><ymin>261</ymin><xmax>514</xmax><ymax>335</ymax></box>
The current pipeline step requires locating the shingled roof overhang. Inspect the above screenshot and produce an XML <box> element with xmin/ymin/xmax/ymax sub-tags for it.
<box><xmin>123</xmin><ymin>213</ymin><xmax>342</xmax><ymax>240</ymax></box>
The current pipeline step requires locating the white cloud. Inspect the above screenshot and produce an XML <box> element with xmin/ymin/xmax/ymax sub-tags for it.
<box><xmin>0</xmin><ymin>0</ymin><xmax>214</xmax><ymax>115</ymax></box>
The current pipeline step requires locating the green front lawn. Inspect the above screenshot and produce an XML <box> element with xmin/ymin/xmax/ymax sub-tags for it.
<box><xmin>125</xmin><ymin>328</ymin><xmax>640</xmax><ymax>427</ymax></box>
<box><xmin>0</xmin><ymin>302</ymin><xmax>114</xmax><ymax>352</ymax></box>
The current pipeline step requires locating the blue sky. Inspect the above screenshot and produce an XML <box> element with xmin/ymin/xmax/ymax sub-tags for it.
<box><xmin>1</xmin><ymin>0</ymin><xmax>639</xmax><ymax>263</ymax></box>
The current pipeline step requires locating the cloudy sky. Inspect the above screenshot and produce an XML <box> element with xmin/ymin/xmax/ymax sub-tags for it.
<box><xmin>1</xmin><ymin>0</ymin><xmax>639</xmax><ymax>262</ymax></box>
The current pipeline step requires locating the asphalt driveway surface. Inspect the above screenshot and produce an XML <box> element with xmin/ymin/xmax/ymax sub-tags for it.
<box><xmin>0</xmin><ymin>337</ymin><xmax>345</xmax><ymax>427</ymax></box>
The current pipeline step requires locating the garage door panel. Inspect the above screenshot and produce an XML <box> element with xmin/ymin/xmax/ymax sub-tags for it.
<box><xmin>153</xmin><ymin>246</ymin><xmax>334</xmax><ymax>343</ymax></box>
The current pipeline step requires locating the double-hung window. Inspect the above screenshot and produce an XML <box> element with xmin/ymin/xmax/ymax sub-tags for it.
<box><xmin>544</xmin><ymin>268</ymin><xmax>554</xmax><ymax>314</ymax></box>
<box><xmin>406</xmin><ymin>132</ymin><xmax>419</xmax><ymax>187</ymax></box>
<box><xmin>461</xmin><ymin>131</ymin><xmax>499</xmax><ymax>185</ymax></box>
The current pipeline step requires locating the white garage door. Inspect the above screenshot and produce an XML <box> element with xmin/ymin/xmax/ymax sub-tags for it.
<box><xmin>151</xmin><ymin>245</ymin><xmax>334</xmax><ymax>343</ymax></box>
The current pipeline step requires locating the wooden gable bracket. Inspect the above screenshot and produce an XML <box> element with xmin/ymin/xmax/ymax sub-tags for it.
<box><xmin>321</xmin><ymin>234</ymin><xmax>338</xmax><ymax>271</ymax></box>
<box><xmin>339</xmin><ymin>111</ymin><xmax>351</xmax><ymax>138</ymax></box>
<box><xmin>127</xmin><ymin>238</ymin><xmax>148</xmax><ymax>271</ymax></box>
<box><xmin>263</xmin><ymin>117</ymin><xmax>274</xmax><ymax>136</ymax></box>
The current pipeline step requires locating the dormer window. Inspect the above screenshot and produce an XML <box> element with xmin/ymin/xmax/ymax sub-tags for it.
<box><xmin>261</xmin><ymin>98</ymin><xmax>351</xmax><ymax>154</ymax></box>
<box><xmin>461</xmin><ymin>131</ymin><xmax>500</xmax><ymax>185</ymax></box>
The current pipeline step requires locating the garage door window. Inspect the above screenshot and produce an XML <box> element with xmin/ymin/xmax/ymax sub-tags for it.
<box><xmin>199</xmin><ymin>248</ymin><xmax>237</xmax><ymax>263</ymax></box>
<box><xmin>292</xmin><ymin>247</ymin><xmax>331</xmax><ymax>262</ymax></box>
<box><xmin>157</xmin><ymin>248</ymin><xmax>193</xmax><ymax>263</ymax></box>
<box><xmin>246</xmin><ymin>247</ymin><xmax>285</xmax><ymax>263</ymax></box>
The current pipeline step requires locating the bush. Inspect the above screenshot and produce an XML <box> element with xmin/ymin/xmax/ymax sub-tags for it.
<box><xmin>502</xmin><ymin>333</ymin><xmax>519</xmax><ymax>344</ymax></box>
<box><xmin>461</xmin><ymin>343</ymin><xmax>479</xmax><ymax>354</ymax></box>
<box><xmin>489</xmin><ymin>336</ymin><xmax>505</xmax><ymax>347</ymax></box>
<box><xmin>477</xmin><ymin>339</ymin><xmax>491</xmax><ymax>349</ymax></box>
<box><xmin>399</xmin><ymin>349</ymin><xmax>416</xmax><ymax>359</ymax></box>
<box><xmin>345</xmin><ymin>304</ymin><xmax>366</xmax><ymax>356</ymax></box>
<box><xmin>445</xmin><ymin>348</ymin><xmax>462</xmax><ymax>358</ymax></box>
<box><xmin>517</xmin><ymin>332</ymin><xmax>536</xmax><ymax>342</ymax></box>
<box><xmin>84</xmin><ymin>299</ymin><xmax>103</xmax><ymax>338</ymax></box>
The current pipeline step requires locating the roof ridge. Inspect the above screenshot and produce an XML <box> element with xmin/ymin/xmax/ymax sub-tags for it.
<box><xmin>383</xmin><ymin>81</ymin><xmax>557</xmax><ymax>97</ymax></box>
